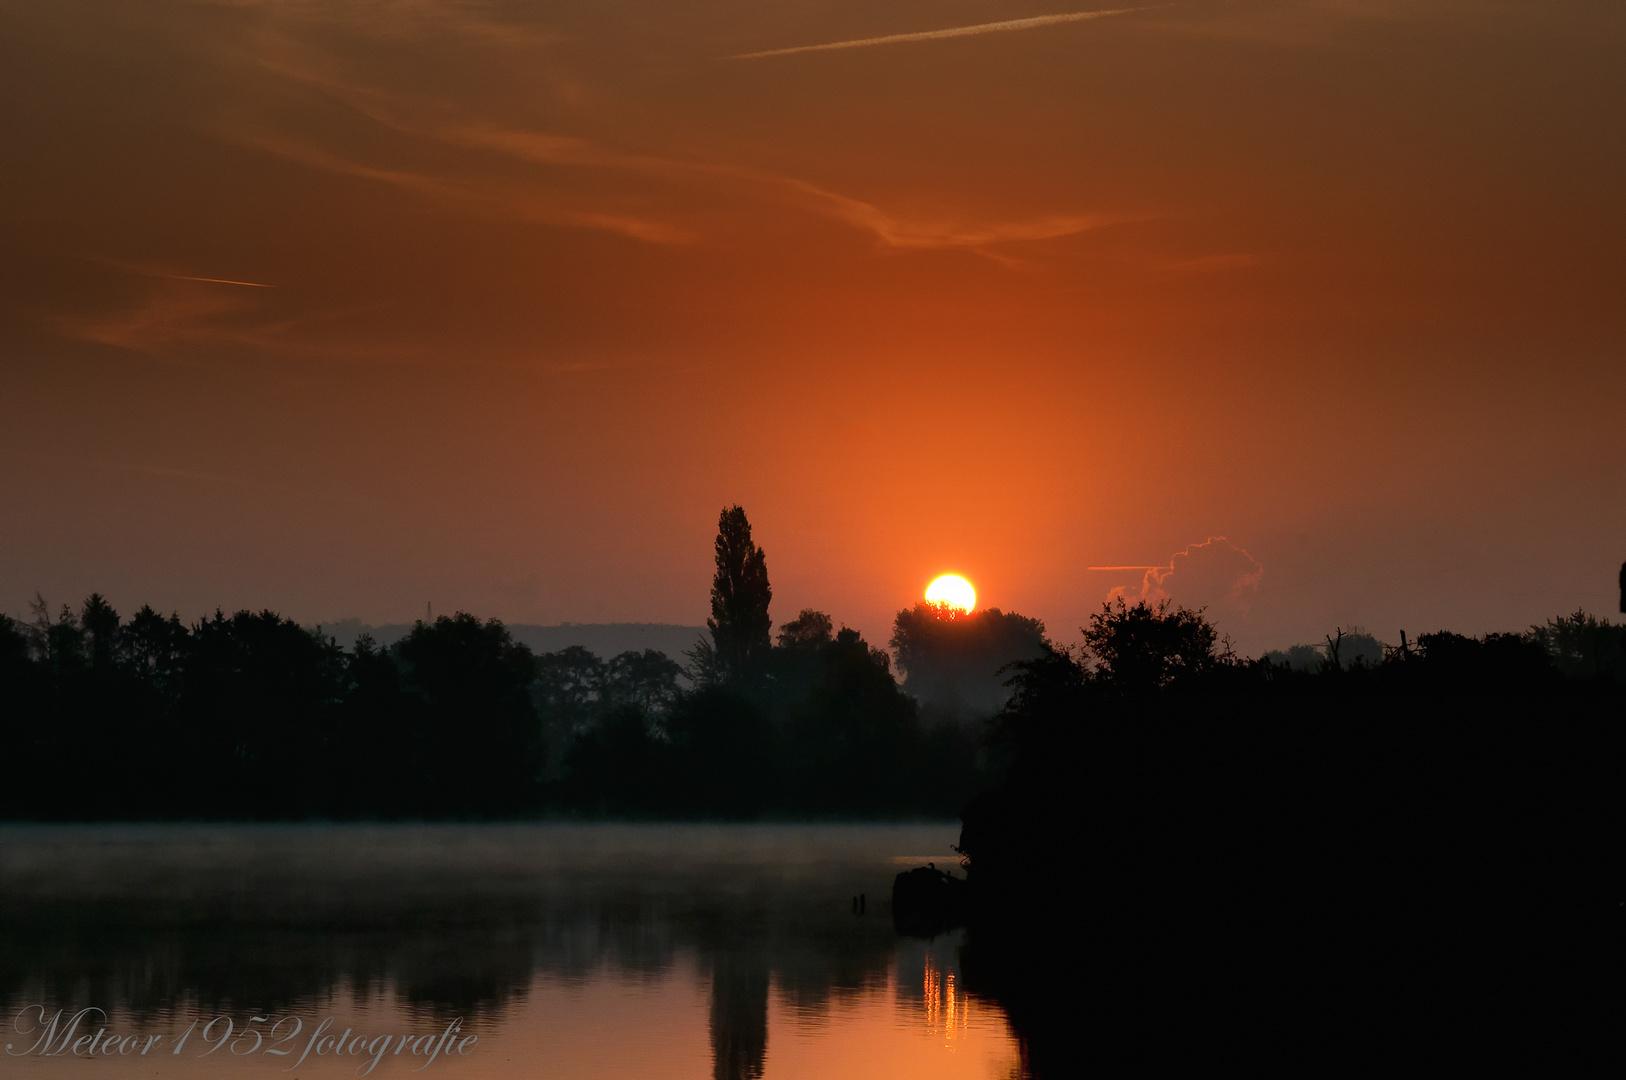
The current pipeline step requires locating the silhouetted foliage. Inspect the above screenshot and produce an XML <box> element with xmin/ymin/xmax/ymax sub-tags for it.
<box><xmin>394</xmin><ymin>614</ymin><xmax>545</xmax><ymax>816</ymax></box>
<box><xmin>776</xmin><ymin>608</ymin><xmax>834</xmax><ymax>649</ymax></box>
<box><xmin>81</xmin><ymin>593</ymin><xmax>119</xmax><ymax>672</ymax></box>
<box><xmin>535</xmin><ymin>643</ymin><xmax>608</xmax><ymax>774</ymax></box>
<box><xmin>0</xmin><ymin>615</ymin><xmax>30</xmax><ymax>681</ymax></box>
<box><xmin>1529</xmin><ymin>609</ymin><xmax>1626</xmax><ymax>681</ymax></box>
<box><xmin>546</xmin><ymin>647</ymin><xmax>684</xmax><ymax>812</ymax></box>
<box><xmin>706</xmin><ymin>505</ymin><xmax>773</xmax><ymax>686</ymax></box>
<box><xmin>777</xmin><ymin>628</ymin><xmax>919</xmax><ymax>811</ymax></box>
<box><xmin>1262</xmin><ymin>641</ymin><xmax>1323</xmax><ymax>671</ymax></box>
<box><xmin>890</xmin><ymin>603</ymin><xmax>1048</xmax><ymax>721</ymax></box>
<box><xmin>27</xmin><ymin>594</ymin><xmax>85</xmax><ymax>676</ymax></box>
<box><xmin>9</xmin><ymin>573</ymin><xmax>1615</xmax><ymax>834</ymax></box>
<box><xmin>121</xmin><ymin>604</ymin><xmax>187</xmax><ymax>682</ymax></box>
<box><xmin>958</xmin><ymin>605</ymin><xmax>1624</xmax><ymax>1072</ymax></box>
<box><xmin>1079</xmin><ymin>597</ymin><xmax>1217</xmax><ymax>691</ymax></box>
<box><xmin>606</xmin><ymin>649</ymin><xmax>685</xmax><ymax>718</ymax></box>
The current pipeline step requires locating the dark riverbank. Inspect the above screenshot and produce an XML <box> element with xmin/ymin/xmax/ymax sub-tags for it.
<box><xmin>952</xmin><ymin>657</ymin><xmax>1622</xmax><ymax>1069</ymax></box>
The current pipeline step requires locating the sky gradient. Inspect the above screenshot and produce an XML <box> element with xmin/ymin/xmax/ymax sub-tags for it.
<box><xmin>2</xmin><ymin>0</ymin><xmax>1623</xmax><ymax>655</ymax></box>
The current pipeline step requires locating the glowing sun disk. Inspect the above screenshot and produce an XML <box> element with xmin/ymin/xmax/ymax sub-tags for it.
<box><xmin>925</xmin><ymin>574</ymin><xmax>976</xmax><ymax>613</ymax></box>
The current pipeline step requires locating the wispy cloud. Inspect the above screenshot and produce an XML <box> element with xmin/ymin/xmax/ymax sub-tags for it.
<box><xmin>57</xmin><ymin>262</ymin><xmax>403</xmax><ymax>360</ymax></box>
<box><xmin>773</xmin><ymin>177</ymin><xmax>1117</xmax><ymax>249</ymax></box>
<box><xmin>202</xmin><ymin>0</ymin><xmax>566</xmax><ymax>51</ymax></box>
<box><xmin>232</xmin><ymin>104</ymin><xmax>1115</xmax><ymax>253</ymax></box>
<box><xmin>229</xmin><ymin>30</ymin><xmax>1125</xmax><ymax>254</ymax></box>
<box><xmin>229</xmin><ymin>131</ymin><xmax>699</xmax><ymax>244</ymax></box>
<box><xmin>398</xmin><ymin>112</ymin><xmax>1121</xmax><ymax>249</ymax></box>
<box><xmin>57</xmin><ymin>283</ymin><xmax>266</xmax><ymax>353</ymax></box>
<box><xmin>732</xmin><ymin>7</ymin><xmax>1148</xmax><ymax>59</ymax></box>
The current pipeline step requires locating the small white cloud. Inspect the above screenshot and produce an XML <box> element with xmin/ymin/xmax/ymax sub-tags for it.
<box><xmin>1105</xmin><ymin>536</ymin><xmax>1263</xmax><ymax>613</ymax></box>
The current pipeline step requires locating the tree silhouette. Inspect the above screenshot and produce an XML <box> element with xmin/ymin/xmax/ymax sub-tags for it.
<box><xmin>706</xmin><ymin>506</ymin><xmax>772</xmax><ymax>685</ymax></box>
<box><xmin>776</xmin><ymin>609</ymin><xmax>833</xmax><ymax>649</ymax></box>
<box><xmin>119</xmin><ymin>606</ymin><xmax>186</xmax><ymax>683</ymax></box>
<box><xmin>1080</xmin><ymin>598</ymin><xmax>1217</xmax><ymax>692</ymax></box>
<box><xmin>782</xmin><ymin>627</ymin><xmax>918</xmax><ymax>810</ymax></box>
<box><xmin>180</xmin><ymin>609</ymin><xmax>347</xmax><ymax>816</ymax></box>
<box><xmin>80</xmin><ymin>593</ymin><xmax>120</xmax><ymax>672</ymax></box>
<box><xmin>27</xmin><ymin>594</ymin><xmax>85</xmax><ymax>675</ymax></box>
<box><xmin>0</xmin><ymin>615</ymin><xmax>29</xmax><ymax>679</ymax></box>
<box><xmin>665</xmin><ymin>687</ymin><xmax>772</xmax><ymax>817</ymax></box>
<box><xmin>605</xmin><ymin>649</ymin><xmax>684</xmax><ymax>719</ymax></box>
<box><xmin>394</xmin><ymin>614</ymin><xmax>544</xmax><ymax>816</ymax></box>
<box><xmin>535</xmin><ymin>645</ymin><xmax>607</xmax><ymax>733</ymax></box>
<box><xmin>1529</xmin><ymin>610</ymin><xmax>1626</xmax><ymax>681</ymax></box>
<box><xmin>889</xmin><ymin>604</ymin><xmax>1047</xmax><ymax>721</ymax></box>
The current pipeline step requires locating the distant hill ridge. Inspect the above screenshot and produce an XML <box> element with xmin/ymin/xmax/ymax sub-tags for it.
<box><xmin>311</xmin><ymin>619</ymin><xmax>707</xmax><ymax>661</ymax></box>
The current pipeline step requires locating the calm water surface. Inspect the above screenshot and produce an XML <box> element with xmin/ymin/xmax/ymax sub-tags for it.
<box><xmin>0</xmin><ymin>825</ymin><xmax>1020</xmax><ymax>1079</ymax></box>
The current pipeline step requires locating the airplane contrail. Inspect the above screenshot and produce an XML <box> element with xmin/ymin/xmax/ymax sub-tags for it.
<box><xmin>732</xmin><ymin>8</ymin><xmax>1146</xmax><ymax>59</ymax></box>
<box><xmin>166</xmin><ymin>274</ymin><xmax>276</xmax><ymax>287</ymax></box>
<box><xmin>1087</xmin><ymin>566</ymin><xmax>1162</xmax><ymax>571</ymax></box>
<box><xmin>86</xmin><ymin>256</ymin><xmax>279</xmax><ymax>288</ymax></box>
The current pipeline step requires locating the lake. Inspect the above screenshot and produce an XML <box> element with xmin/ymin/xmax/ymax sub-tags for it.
<box><xmin>0</xmin><ymin>824</ymin><xmax>1022</xmax><ymax>1079</ymax></box>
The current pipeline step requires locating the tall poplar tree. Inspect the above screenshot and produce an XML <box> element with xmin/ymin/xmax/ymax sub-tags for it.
<box><xmin>707</xmin><ymin>505</ymin><xmax>772</xmax><ymax>684</ymax></box>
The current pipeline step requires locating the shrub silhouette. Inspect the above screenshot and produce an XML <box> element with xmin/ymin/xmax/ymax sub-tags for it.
<box><xmin>1080</xmin><ymin>598</ymin><xmax>1217</xmax><ymax>691</ymax></box>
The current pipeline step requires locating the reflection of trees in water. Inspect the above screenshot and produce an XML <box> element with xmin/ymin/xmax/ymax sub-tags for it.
<box><xmin>0</xmin><ymin>838</ymin><xmax>910</xmax><ymax>1079</ymax></box>
<box><xmin>709</xmin><ymin>952</ymin><xmax>768</xmax><ymax>1080</ymax></box>
<box><xmin>0</xmin><ymin>896</ymin><xmax>551</xmax><ymax>1021</ymax></box>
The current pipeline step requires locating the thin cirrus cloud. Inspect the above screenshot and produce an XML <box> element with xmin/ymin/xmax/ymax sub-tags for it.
<box><xmin>225</xmin><ymin>129</ymin><xmax>701</xmax><ymax>245</ymax></box>
<box><xmin>56</xmin><ymin>285</ymin><xmax>268</xmax><ymax>354</ymax></box>
<box><xmin>450</xmin><ymin>120</ymin><xmax>1119</xmax><ymax>249</ymax></box>
<box><xmin>233</xmin><ymin>62</ymin><xmax>1118</xmax><ymax>254</ymax></box>
<box><xmin>771</xmin><ymin>176</ymin><xmax>1117</xmax><ymax>249</ymax></box>
<box><xmin>731</xmin><ymin>7</ymin><xmax>1149</xmax><ymax>59</ymax></box>
<box><xmin>59</xmin><ymin>259</ymin><xmax>405</xmax><ymax>359</ymax></box>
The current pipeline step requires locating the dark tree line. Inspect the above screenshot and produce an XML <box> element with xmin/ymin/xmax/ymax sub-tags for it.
<box><xmin>954</xmin><ymin>598</ymin><xmax>1624</xmax><ymax>1072</ymax></box>
<box><xmin>551</xmin><ymin>506</ymin><xmax>983</xmax><ymax>816</ymax></box>
<box><xmin>6</xmin><ymin>510</ymin><xmax>1618</xmax><ymax>828</ymax></box>
<box><xmin>0</xmin><ymin>507</ymin><xmax>988</xmax><ymax>820</ymax></box>
<box><xmin>1</xmin><ymin>600</ymin><xmax>547</xmax><ymax>819</ymax></box>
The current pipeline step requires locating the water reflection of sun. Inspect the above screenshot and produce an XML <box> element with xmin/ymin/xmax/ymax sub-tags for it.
<box><xmin>922</xmin><ymin>954</ymin><xmax>972</xmax><ymax>1046</ymax></box>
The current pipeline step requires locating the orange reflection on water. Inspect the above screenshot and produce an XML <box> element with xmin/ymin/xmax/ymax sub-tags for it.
<box><xmin>922</xmin><ymin>955</ymin><xmax>972</xmax><ymax>1047</ymax></box>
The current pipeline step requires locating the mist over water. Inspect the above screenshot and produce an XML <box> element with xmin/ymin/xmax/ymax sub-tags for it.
<box><xmin>0</xmin><ymin>824</ymin><xmax>1019</xmax><ymax>1079</ymax></box>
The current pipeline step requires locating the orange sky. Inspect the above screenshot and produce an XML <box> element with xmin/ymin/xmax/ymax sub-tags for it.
<box><xmin>2</xmin><ymin>0</ymin><xmax>1623</xmax><ymax>655</ymax></box>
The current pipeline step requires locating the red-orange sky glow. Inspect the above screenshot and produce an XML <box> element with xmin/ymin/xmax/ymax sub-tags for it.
<box><xmin>2</xmin><ymin>0</ymin><xmax>1623</xmax><ymax>655</ymax></box>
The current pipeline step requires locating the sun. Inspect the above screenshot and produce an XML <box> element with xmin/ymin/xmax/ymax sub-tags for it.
<box><xmin>925</xmin><ymin>574</ymin><xmax>977</xmax><ymax>614</ymax></box>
